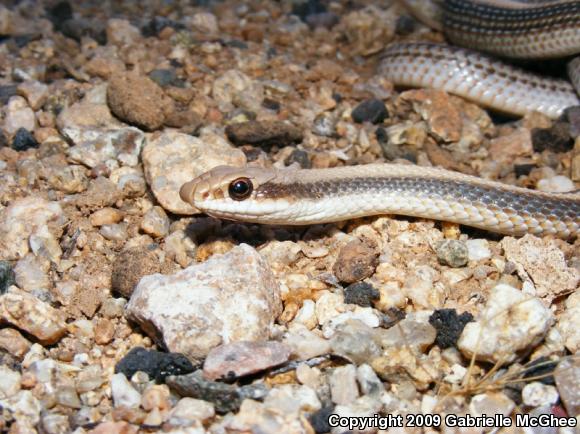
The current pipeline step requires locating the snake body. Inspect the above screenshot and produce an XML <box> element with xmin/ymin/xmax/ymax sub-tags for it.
<box><xmin>384</xmin><ymin>0</ymin><xmax>580</xmax><ymax>118</ymax></box>
<box><xmin>180</xmin><ymin>165</ymin><xmax>580</xmax><ymax>239</ymax></box>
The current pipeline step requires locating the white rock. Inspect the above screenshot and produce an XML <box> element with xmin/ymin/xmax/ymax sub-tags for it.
<box><xmin>556</xmin><ymin>291</ymin><xmax>580</xmax><ymax>353</ymax></box>
<box><xmin>356</xmin><ymin>364</ymin><xmax>385</xmax><ymax>397</ymax></box>
<box><xmin>17</xmin><ymin>80</ymin><xmax>49</xmax><ymax>110</ymax></box>
<box><xmin>126</xmin><ymin>244</ymin><xmax>281</xmax><ymax>359</ymax></box>
<box><xmin>458</xmin><ymin>284</ymin><xmax>554</xmax><ymax>363</ymax></box>
<box><xmin>212</xmin><ymin>70</ymin><xmax>264</xmax><ymax>112</ymax></box>
<box><xmin>315</xmin><ymin>292</ymin><xmax>345</xmax><ymax>325</ymax></box>
<box><xmin>0</xmin><ymin>365</ymin><xmax>21</xmax><ymax>399</ymax></box>
<box><xmin>3</xmin><ymin>96</ymin><xmax>36</xmax><ymax>135</ymax></box>
<box><xmin>465</xmin><ymin>239</ymin><xmax>491</xmax><ymax>261</ymax></box>
<box><xmin>106</xmin><ymin>18</ymin><xmax>141</xmax><ymax>46</ymax></box>
<box><xmin>14</xmin><ymin>254</ymin><xmax>50</xmax><ymax>292</ymax></box>
<box><xmin>167</xmin><ymin>398</ymin><xmax>215</xmax><ymax>427</ymax></box>
<box><xmin>537</xmin><ymin>175</ymin><xmax>575</xmax><ymax>193</ymax></box>
<box><xmin>111</xmin><ymin>373</ymin><xmax>141</xmax><ymax>408</ymax></box>
<box><xmin>142</xmin><ymin>130</ymin><xmax>246</xmax><ymax>214</ymax></box>
<box><xmin>522</xmin><ymin>382</ymin><xmax>559</xmax><ymax>407</ymax></box>
<box><xmin>140</xmin><ymin>206</ymin><xmax>170</xmax><ymax>238</ymax></box>
<box><xmin>322</xmin><ymin>308</ymin><xmax>381</xmax><ymax>339</ymax></box>
<box><xmin>0</xmin><ymin>391</ymin><xmax>42</xmax><ymax>427</ymax></box>
<box><xmin>292</xmin><ymin>299</ymin><xmax>317</xmax><ymax>329</ymax></box>
<box><xmin>469</xmin><ymin>392</ymin><xmax>515</xmax><ymax>417</ymax></box>
<box><xmin>283</xmin><ymin>324</ymin><xmax>331</xmax><ymax>360</ymax></box>
<box><xmin>0</xmin><ymin>196</ymin><xmax>66</xmax><ymax>261</ymax></box>
<box><xmin>331</xmin><ymin>396</ymin><xmax>382</xmax><ymax>434</ymax></box>
<box><xmin>330</xmin><ymin>364</ymin><xmax>359</xmax><ymax>405</ymax></box>
<box><xmin>264</xmin><ymin>384</ymin><xmax>321</xmax><ymax>414</ymax></box>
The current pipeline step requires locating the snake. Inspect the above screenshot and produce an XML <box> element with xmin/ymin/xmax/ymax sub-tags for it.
<box><xmin>179</xmin><ymin>0</ymin><xmax>580</xmax><ymax>239</ymax></box>
<box><xmin>382</xmin><ymin>0</ymin><xmax>580</xmax><ymax>118</ymax></box>
<box><xmin>180</xmin><ymin>165</ymin><xmax>580</xmax><ymax>239</ymax></box>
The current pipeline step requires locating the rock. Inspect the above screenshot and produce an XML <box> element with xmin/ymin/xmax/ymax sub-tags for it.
<box><xmin>3</xmin><ymin>96</ymin><xmax>36</xmax><ymax>136</ymax></box>
<box><xmin>285</xmin><ymin>149</ymin><xmax>312</xmax><ymax>169</ymax></box>
<box><xmin>501</xmin><ymin>235</ymin><xmax>579</xmax><ymax>301</ymax></box>
<box><xmin>17</xmin><ymin>80</ymin><xmax>48</xmax><ymax>110</ymax></box>
<box><xmin>203</xmin><ymin>341</ymin><xmax>291</xmax><ymax>381</ymax></box>
<box><xmin>554</xmin><ymin>355</ymin><xmax>579</xmax><ymax>416</ymax></box>
<box><xmin>0</xmin><ymin>328</ymin><xmax>31</xmax><ymax>358</ymax></box>
<box><xmin>126</xmin><ymin>244</ymin><xmax>282</xmax><ymax>360</ymax></box>
<box><xmin>141</xmin><ymin>131</ymin><xmax>246</xmax><ymax>214</ymax></box>
<box><xmin>212</xmin><ymin>69</ymin><xmax>264</xmax><ymax>112</ymax></box>
<box><xmin>57</xmin><ymin>85</ymin><xmax>145</xmax><ymax>168</ymax></box>
<box><xmin>435</xmin><ymin>239</ymin><xmax>468</xmax><ymax>267</ymax></box>
<box><xmin>111</xmin><ymin>246</ymin><xmax>161</xmax><ymax>298</ymax></box>
<box><xmin>522</xmin><ymin>382</ymin><xmax>559</xmax><ymax>407</ymax></box>
<box><xmin>107</xmin><ymin>72</ymin><xmax>173</xmax><ymax>131</ymax></box>
<box><xmin>45</xmin><ymin>164</ymin><xmax>89</xmax><ymax>193</ymax></box>
<box><xmin>312</xmin><ymin>113</ymin><xmax>337</xmax><ymax>137</ymax></box>
<box><xmin>465</xmin><ymin>239</ymin><xmax>491</xmax><ymax>261</ymax></box>
<box><xmin>537</xmin><ymin>175</ymin><xmax>576</xmax><ymax>193</ymax></box>
<box><xmin>0</xmin><ymin>85</ymin><xmax>17</xmax><ymax>105</ymax></box>
<box><xmin>167</xmin><ymin>397</ymin><xmax>215</xmax><ymax>427</ymax></box>
<box><xmin>166</xmin><ymin>370</ymin><xmax>268</xmax><ymax>414</ymax></box>
<box><xmin>13</xmin><ymin>254</ymin><xmax>50</xmax><ymax>292</ymax></box>
<box><xmin>0</xmin><ymin>390</ymin><xmax>42</xmax><ymax>427</ymax></box>
<box><xmin>469</xmin><ymin>392</ymin><xmax>515</xmax><ymax>418</ymax></box>
<box><xmin>378</xmin><ymin>315</ymin><xmax>437</xmax><ymax>353</ymax></box>
<box><xmin>429</xmin><ymin>309</ymin><xmax>474</xmax><ymax>349</ymax></box>
<box><xmin>89</xmin><ymin>208</ymin><xmax>123</xmax><ymax>227</ymax></box>
<box><xmin>488</xmin><ymin>128</ymin><xmax>533</xmax><ymax>163</ymax></box>
<box><xmin>329</xmin><ymin>320</ymin><xmax>382</xmax><ymax>364</ymax></box>
<box><xmin>11</xmin><ymin>128</ymin><xmax>39</xmax><ymax>151</ymax></box>
<box><xmin>351</xmin><ymin>99</ymin><xmax>388</xmax><ymax>124</ymax></box>
<box><xmin>0</xmin><ymin>287</ymin><xmax>67</xmax><ymax>344</ymax></box>
<box><xmin>115</xmin><ymin>347</ymin><xmax>195</xmax><ymax>383</ymax></box>
<box><xmin>332</xmin><ymin>396</ymin><xmax>383</xmax><ymax>433</ymax></box>
<box><xmin>557</xmin><ymin>292</ymin><xmax>580</xmax><ymax>353</ymax></box>
<box><xmin>343</xmin><ymin>282</ymin><xmax>380</xmax><ymax>307</ymax></box>
<box><xmin>0</xmin><ymin>365</ymin><xmax>21</xmax><ymax>399</ymax></box>
<box><xmin>332</xmin><ymin>239</ymin><xmax>379</xmax><ymax>284</ymax></box>
<box><xmin>0</xmin><ymin>196</ymin><xmax>66</xmax><ymax>260</ymax></box>
<box><xmin>458</xmin><ymin>284</ymin><xmax>553</xmax><ymax>363</ymax></box>
<box><xmin>148</xmin><ymin>68</ymin><xmax>180</xmax><ymax>87</ymax></box>
<box><xmin>283</xmin><ymin>325</ymin><xmax>332</xmax><ymax>360</ymax></box>
<box><xmin>308</xmin><ymin>406</ymin><xmax>334</xmax><ymax>434</ymax></box>
<box><xmin>0</xmin><ymin>261</ymin><xmax>15</xmax><ymax>294</ymax></box>
<box><xmin>225</xmin><ymin>120</ymin><xmax>303</xmax><ymax>148</ymax></box>
<box><xmin>357</xmin><ymin>364</ymin><xmax>385</xmax><ymax>396</ymax></box>
<box><xmin>111</xmin><ymin>373</ymin><xmax>141</xmax><ymax>408</ymax></box>
<box><xmin>140</xmin><ymin>206</ymin><xmax>170</xmax><ymax>238</ymax></box>
<box><xmin>532</xmin><ymin>122</ymin><xmax>573</xmax><ymax>153</ymax></box>
<box><xmin>572</xmin><ymin>138</ymin><xmax>580</xmax><ymax>181</ymax></box>
<box><xmin>402</xmin><ymin>265</ymin><xmax>439</xmax><ymax>309</ymax></box>
<box><xmin>188</xmin><ymin>12</ymin><xmax>219</xmax><ymax>34</ymax></box>
<box><xmin>106</xmin><ymin>18</ymin><xmax>141</xmax><ymax>46</ymax></box>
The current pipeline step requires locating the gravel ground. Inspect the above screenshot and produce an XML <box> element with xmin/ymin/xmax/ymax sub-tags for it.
<box><xmin>0</xmin><ymin>0</ymin><xmax>579</xmax><ymax>433</ymax></box>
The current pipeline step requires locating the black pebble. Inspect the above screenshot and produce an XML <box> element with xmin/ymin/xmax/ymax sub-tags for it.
<box><xmin>285</xmin><ymin>149</ymin><xmax>312</xmax><ymax>169</ymax></box>
<box><xmin>429</xmin><ymin>309</ymin><xmax>474</xmax><ymax>349</ymax></box>
<box><xmin>308</xmin><ymin>406</ymin><xmax>335</xmax><ymax>434</ymax></box>
<box><xmin>262</xmin><ymin>98</ymin><xmax>281</xmax><ymax>112</ymax></box>
<box><xmin>395</xmin><ymin>15</ymin><xmax>417</xmax><ymax>35</ymax></box>
<box><xmin>531</xmin><ymin>122</ymin><xmax>573</xmax><ymax>153</ymax></box>
<box><xmin>521</xmin><ymin>356</ymin><xmax>557</xmax><ymax>385</ymax></box>
<box><xmin>514</xmin><ymin>163</ymin><xmax>537</xmax><ymax>178</ymax></box>
<box><xmin>0</xmin><ymin>85</ymin><xmax>18</xmax><ymax>105</ymax></box>
<box><xmin>115</xmin><ymin>347</ymin><xmax>196</xmax><ymax>382</ymax></box>
<box><xmin>292</xmin><ymin>0</ymin><xmax>327</xmax><ymax>21</ymax></box>
<box><xmin>12</xmin><ymin>128</ymin><xmax>39</xmax><ymax>151</ymax></box>
<box><xmin>0</xmin><ymin>261</ymin><xmax>15</xmax><ymax>295</ymax></box>
<box><xmin>47</xmin><ymin>1</ymin><xmax>73</xmax><ymax>30</ymax></box>
<box><xmin>149</xmin><ymin>69</ymin><xmax>183</xmax><ymax>88</ymax></box>
<box><xmin>351</xmin><ymin>99</ymin><xmax>388</xmax><ymax>124</ymax></box>
<box><xmin>141</xmin><ymin>16</ymin><xmax>184</xmax><ymax>37</ymax></box>
<box><xmin>344</xmin><ymin>282</ymin><xmax>380</xmax><ymax>307</ymax></box>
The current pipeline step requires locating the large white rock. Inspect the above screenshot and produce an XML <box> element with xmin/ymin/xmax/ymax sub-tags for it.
<box><xmin>126</xmin><ymin>244</ymin><xmax>281</xmax><ymax>360</ymax></box>
<box><xmin>458</xmin><ymin>284</ymin><xmax>554</xmax><ymax>363</ymax></box>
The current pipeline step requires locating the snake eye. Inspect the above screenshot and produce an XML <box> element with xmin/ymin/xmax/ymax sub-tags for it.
<box><xmin>228</xmin><ymin>177</ymin><xmax>253</xmax><ymax>200</ymax></box>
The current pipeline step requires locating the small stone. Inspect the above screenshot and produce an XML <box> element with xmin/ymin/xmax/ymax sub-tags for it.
<box><xmin>429</xmin><ymin>309</ymin><xmax>474</xmax><ymax>349</ymax></box>
<box><xmin>344</xmin><ymin>282</ymin><xmax>380</xmax><ymax>307</ymax></box>
<box><xmin>465</xmin><ymin>239</ymin><xmax>491</xmax><ymax>261</ymax></box>
<box><xmin>283</xmin><ymin>325</ymin><xmax>332</xmax><ymax>360</ymax></box>
<box><xmin>435</xmin><ymin>239</ymin><xmax>468</xmax><ymax>267</ymax></box>
<box><xmin>115</xmin><ymin>347</ymin><xmax>195</xmax><ymax>383</ymax></box>
<box><xmin>554</xmin><ymin>355</ymin><xmax>579</xmax><ymax>416</ymax></box>
<box><xmin>94</xmin><ymin>318</ymin><xmax>115</xmax><ymax>345</ymax></box>
<box><xmin>203</xmin><ymin>341</ymin><xmax>291</xmax><ymax>381</ymax></box>
<box><xmin>3</xmin><ymin>96</ymin><xmax>36</xmax><ymax>136</ymax></box>
<box><xmin>532</xmin><ymin>122</ymin><xmax>573</xmax><ymax>153</ymax></box>
<box><xmin>14</xmin><ymin>254</ymin><xmax>50</xmax><ymax>292</ymax></box>
<box><xmin>488</xmin><ymin>128</ymin><xmax>533</xmax><ymax>163</ymax></box>
<box><xmin>557</xmin><ymin>292</ymin><xmax>580</xmax><ymax>353</ymax></box>
<box><xmin>284</xmin><ymin>149</ymin><xmax>312</xmax><ymax>169</ymax></box>
<box><xmin>106</xmin><ymin>18</ymin><xmax>141</xmax><ymax>46</ymax></box>
<box><xmin>126</xmin><ymin>244</ymin><xmax>282</xmax><ymax>360</ymax></box>
<box><xmin>100</xmin><ymin>223</ymin><xmax>128</xmax><ymax>242</ymax></box>
<box><xmin>312</xmin><ymin>113</ymin><xmax>337</xmax><ymax>137</ymax></box>
<box><xmin>149</xmin><ymin>69</ymin><xmax>180</xmax><ymax>87</ymax></box>
<box><xmin>308</xmin><ymin>405</ymin><xmax>334</xmax><ymax>434</ymax></box>
<box><xmin>330</xmin><ymin>364</ymin><xmax>359</xmax><ymax>405</ymax></box>
<box><xmin>329</xmin><ymin>320</ymin><xmax>382</xmax><ymax>364</ymax></box>
<box><xmin>45</xmin><ymin>164</ymin><xmax>89</xmax><ymax>193</ymax></box>
<box><xmin>458</xmin><ymin>284</ymin><xmax>554</xmax><ymax>363</ymax></box>
<box><xmin>537</xmin><ymin>175</ymin><xmax>576</xmax><ymax>193</ymax></box>
<box><xmin>357</xmin><ymin>364</ymin><xmax>385</xmax><ymax>396</ymax></box>
<box><xmin>562</xmin><ymin>105</ymin><xmax>580</xmax><ymax>137</ymax></box>
<box><xmin>111</xmin><ymin>246</ymin><xmax>161</xmax><ymax>298</ymax></box>
<box><xmin>333</xmin><ymin>239</ymin><xmax>379</xmax><ymax>284</ymax></box>
<box><xmin>107</xmin><ymin>72</ymin><xmax>173</xmax><ymax>131</ymax></box>
<box><xmin>351</xmin><ymin>99</ymin><xmax>388</xmax><ymax>124</ymax></box>
<box><xmin>378</xmin><ymin>315</ymin><xmax>437</xmax><ymax>352</ymax></box>
<box><xmin>111</xmin><ymin>373</ymin><xmax>141</xmax><ymax>408</ymax></box>
<box><xmin>0</xmin><ymin>85</ymin><xmax>17</xmax><ymax>105</ymax></box>
<box><xmin>41</xmin><ymin>413</ymin><xmax>71</xmax><ymax>434</ymax></box>
<box><xmin>0</xmin><ymin>261</ymin><xmax>15</xmax><ymax>294</ymax></box>
<box><xmin>522</xmin><ymin>382</ymin><xmax>559</xmax><ymax>407</ymax></box>
<box><xmin>0</xmin><ymin>328</ymin><xmax>31</xmax><ymax>358</ymax></box>
<box><xmin>225</xmin><ymin>120</ymin><xmax>303</xmax><ymax>148</ymax></box>
<box><xmin>11</xmin><ymin>128</ymin><xmax>39</xmax><ymax>151</ymax></box>
<box><xmin>212</xmin><ymin>69</ymin><xmax>264</xmax><ymax>112</ymax></box>
<box><xmin>17</xmin><ymin>81</ymin><xmax>48</xmax><ymax>110</ymax></box>
<box><xmin>166</xmin><ymin>370</ymin><xmax>268</xmax><ymax>414</ymax></box>
<box><xmin>89</xmin><ymin>208</ymin><xmax>123</xmax><ymax>227</ymax></box>
<box><xmin>0</xmin><ymin>286</ymin><xmax>67</xmax><ymax>344</ymax></box>
<box><xmin>0</xmin><ymin>365</ymin><xmax>21</xmax><ymax>399</ymax></box>
<box><xmin>76</xmin><ymin>365</ymin><xmax>105</xmax><ymax>394</ymax></box>
<box><xmin>0</xmin><ymin>390</ymin><xmax>42</xmax><ymax>427</ymax></box>
<box><xmin>140</xmin><ymin>206</ymin><xmax>170</xmax><ymax>238</ymax></box>
<box><xmin>469</xmin><ymin>392</ymin><xmax>515</xmax><ymax>418</ymax></box>
<box><xmin>142</xmin><ymin>131</ymin><xmax>245</xmax><ymax>214</ymax></box>
<box><xmin>167</xmin><ymin>397</ymin><xmax>215</xmax><ymax>427</ymax></box>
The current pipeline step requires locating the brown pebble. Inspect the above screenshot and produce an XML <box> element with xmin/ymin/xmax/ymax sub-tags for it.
<box><xmin>94</xmin><ymin>318</ymin><xmax>115</xmax><ymax>345</ymax></box>
<box><xmin>332</xmin><ymin>239</ymin><xmax>379</xmax><ymax>284</ymax></box>
<box><xmin>203</xmin><ymin>340</ymin><xmax>291</xmax><ymax>381</ymax></box>
<box><xmin>89</xmin><ymin>208</ymin><xmax>124</xmax><ymax>227</ymax></box>
<box><xmin>225</xmin><ymin>120</ymin><xmax>303</xmax><ymax>148</ymax></box>
<box><xmin>0</xmin><ymin>328</ymin><xmax>31</xmax><ymax>359</ymax></box>
<box><xmin>107</xmin><ymin>72</ymin><xmax>173</xmax><ymax>131</ymax></box>
<box><xmin>111</xmin><ymin>246</ymin><xmax>161</xmax><ymax>297</ymax></box>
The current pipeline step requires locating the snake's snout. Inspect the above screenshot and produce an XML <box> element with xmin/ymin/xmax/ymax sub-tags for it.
<box><xmin>180</xmin><ymin>175</ymin><xmax>212</xmax><ymax>207</ymax></box>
